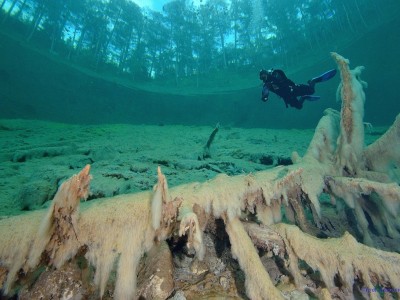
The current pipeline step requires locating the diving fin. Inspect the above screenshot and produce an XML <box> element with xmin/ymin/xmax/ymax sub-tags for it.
<box><xmin>300</xmin><ymin>95</ymin><xmax>321</xmax><ymax>102</ymax></box>
<box><xmin>309</xmin><ymin>69</ymin><xmax>337</xmax><ymax>85</ymax></box>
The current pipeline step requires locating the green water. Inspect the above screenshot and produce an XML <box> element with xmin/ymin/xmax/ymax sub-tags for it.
<box><xmin>0</xmin><ymin>0</ymin><xmax>399</xmax><ymax>128</ymax></box>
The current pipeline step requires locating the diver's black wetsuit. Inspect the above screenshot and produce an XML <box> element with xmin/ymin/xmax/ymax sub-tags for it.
<box><xmin>260</xmin><ymin>69</ymin><xmax>314</xmax><ymax>109</ymax></box>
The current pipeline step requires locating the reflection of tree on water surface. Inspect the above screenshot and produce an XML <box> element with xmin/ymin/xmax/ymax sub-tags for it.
<box><xmin>0</xmin><ymin>0</ymin><xmax>397</xmax><ymax>89</ymax></box>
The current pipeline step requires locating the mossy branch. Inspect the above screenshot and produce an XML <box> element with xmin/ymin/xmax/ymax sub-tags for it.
<box><xmin>199</xmin><ymin>123</ymin><xmax>220</xmax><ymax>160</ymax></box>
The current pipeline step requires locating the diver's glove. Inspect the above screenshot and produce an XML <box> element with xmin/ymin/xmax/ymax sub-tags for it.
<box><xmin>261</xmin><ymin>85</ymin><xmax>269</xmax><ymax>102</ymax></box>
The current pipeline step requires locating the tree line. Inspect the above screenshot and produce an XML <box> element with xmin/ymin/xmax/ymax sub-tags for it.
<box><xmin>0</xmin><ymin>0</ymin><xmax>395</xmax><ymax>85</ymax></box>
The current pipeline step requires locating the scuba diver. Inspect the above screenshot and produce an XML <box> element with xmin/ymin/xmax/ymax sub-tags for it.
<box><xmin>259</xmin><ymin>68</ymin><xmax>337</xmax><ymax>109</ymax></box>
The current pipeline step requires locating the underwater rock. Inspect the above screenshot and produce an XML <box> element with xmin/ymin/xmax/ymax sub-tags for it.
<box><xmin>136</xmin><ymin>242</ymin><xmax>174</xmax><ymax>300</ymax></box>
<box><xmin>18</xmin><ymin>263</ymin><xmax>87</xmax><ymax>300</ymax></box>
<box><xmin>169</xmin><ymin>290</ymin><xmax>186</xmax><ymax>300</ymax></box>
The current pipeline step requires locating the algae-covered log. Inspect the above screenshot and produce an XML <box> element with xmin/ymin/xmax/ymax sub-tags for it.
<box><xmin>274</xmin><ymin>224</ymin><xmax>400</xmax><ymax>300</ymax></box>
<box><xmin>0</xmin><ymin>166</ymin><xmax>155</xmax><ymax>299</ymax></box>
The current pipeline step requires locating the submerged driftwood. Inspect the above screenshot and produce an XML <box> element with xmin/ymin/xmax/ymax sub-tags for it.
<box><xmin>0</xmin><ymin>53</ymin><xmax>400</xmax><ymax>300</ymax></box>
